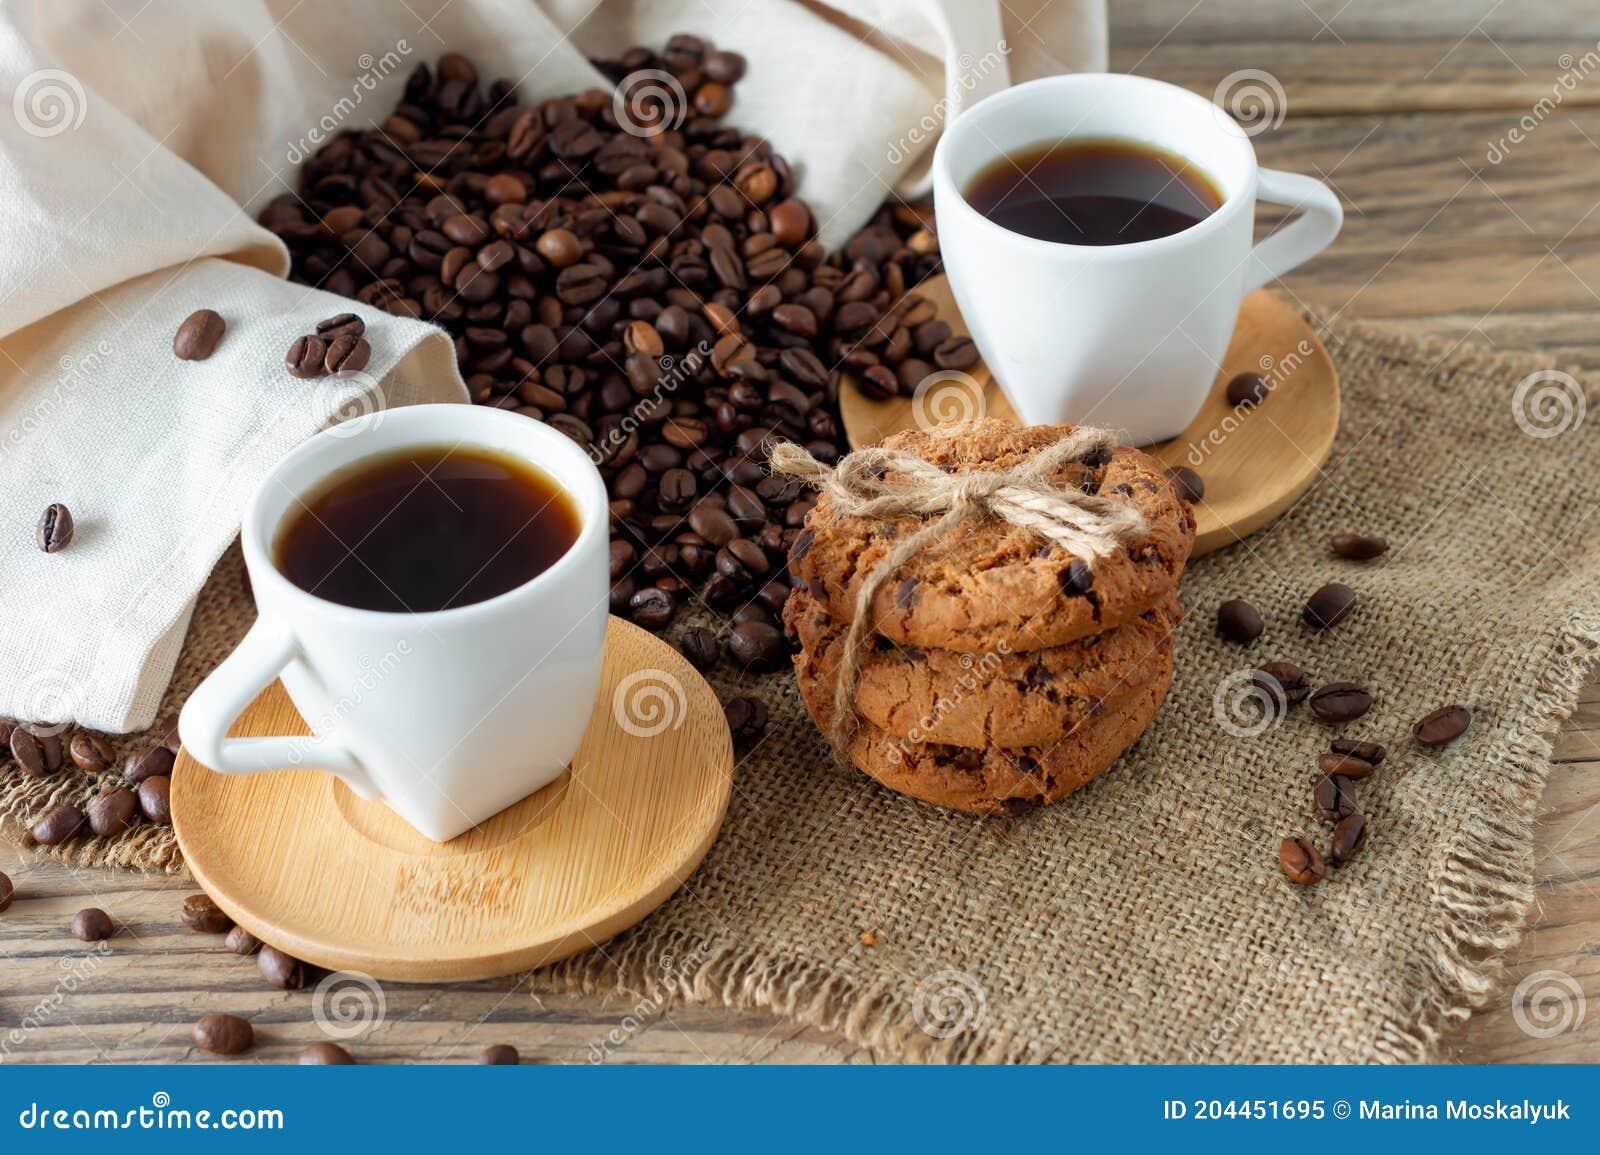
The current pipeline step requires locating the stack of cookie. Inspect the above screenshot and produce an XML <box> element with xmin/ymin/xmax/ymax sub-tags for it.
<box><xmin>784</xmin><ymin>420</ymin><xmax>1196</xmax><ymax>814</ymax></box>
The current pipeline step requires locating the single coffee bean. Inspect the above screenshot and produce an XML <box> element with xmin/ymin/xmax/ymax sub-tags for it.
<box><xmin>86</xmin><ymin>786</ymin><xmax>139</xmax><ymax>836</ymax></box>
<box><xmin>1303</xmin><ymin>582</ymin><xmax>1356</xmax><ymax>629</ymax></box>
<box><xmin>1414</xmin><ymin>704</ymin><xmax>1472</xmax><ymax>747</ymax></box>
<box><xmin>156</xmin><ymin>712</ymin><xmax>182</xmax><ymax>752</ymax></box>
<box><xmin>124</xmin><ymin>744</ymin><xmax>175</xmax><ymax>784</ymax></box>
<box><xmin>628</xmin><ymin>587</ymin><xmax>674</xmax><ymax>630</ymax></box>
<box><xmin>71</xmin><ymin>907</ymin><xmax>114</xmax><ymax>942</ymax></box>
<box><xmin>1316</xmin><ymin>752</ymin><xmax>1375</xmax><ymax>779</ymax></box>
<box><xmin>0</xmin><ymin>871</ymin><xmax>12</xmax><ymax>912</ymax></box>
<box><xmin>258</xmin><ymin>944</ymin><xmax>307</xmax><ymax>990</ymax></box>
<box><xmin>1279</xmin><ymin>837</ymin><xmax>1326</xmax><ymax>885</ymax></box>
<box><xmin>1313</xmin><ymin>774</ymin><xmax>1359</xmax><ymax>824</ymax></box>
<box><xmin>70</xmin><ymin>731</ymin><xmax>117</xmax><ymax>773</ymax></box>
<box><xmin>726</xmin><ymin>620</ymin><xmax>785</xmax><ymax>671</ymax></box>
<box><xmin>225</xmin><ymin>925</ymin><xmax>263</xmax><ymax>955</ymax></box>
<box><xmin>194</xmin><ymin>1013</ymin><xmax>253</xmax><ymax>1056</ymax></box>
<box><xmin>37</xmin><ymin>503</ymin><xmax>74</xmax><ymax>552</ymax></box>
<box><xmin>180</xmin><ymin>893</ymin><xmax>234</xmax><ymax>934</ymax></box>
<box><xmin>1309</xmin><ymin>681</ymin><xmax>1372</xmax><ymax>724</ymax></box>
<box><xmin>11</xmin><ymin>727</ymin><xmax>55</xmax><ymax>776</ymax></box>
<box><xmin>324</xmin><ymin>334</ymin><xmax>372</xmax><ymax>374</ymax></box>
<box><xmin>677</xmin><ymin>626</ymin><xmax>720</xmax><ymax>670</ymax></box>
<box><xmin>173</xmin><ymin>309</ymin><xmax>226</xmax><ymax>360</ymax></box>
<box><xmin>1216</xmin><ymin>598</ymin><xmax>1263</xmax><ymax>644</ymax></box>
<box><xmin>1330</xmin><ymin>737</ymin><xmax>1386</xmax><ymax>766</ymax></box>
<box><xmin>1252</xmin><ymin>661</ymin><xmax>1309</xmax><ymax>705</ymax></box>
<box><xmin>315</xmin><ymin>313</ymin><xmax>365</xmax><ymax>341</ymax></box>
<box><xmin>138</xmin><ymin>775</ymin><xmax>172</xmax><ymax>824</ymax></box>
<box><xmin>285</xmin><ymin>334</ymin><xmax>327</xmax><ymax>378</ymax></box>
<box><xmin>724</xmin><ymin>696</ymin><xmax>769</xmax><ymax>747</ymax></box>
<box><xmin>1330</xmin><ymin>812</ymin><xmax>1368</xmax><ymax>866</ymax></box>
<box><xmin>1166</xmin><ymin>467</ymin><xmax>1204</xmax><ymax>504</ymax></box>
<box><xmin>31</xmin><ymin>805</ymin><xmax>85</xmax><ymax>845</ymax></box>
<box><xmin>1330</xmin><ymin>532</ymin><xmax>1387</xmax><ymax>560</ymax></box>
<box><xmin>477</xmin><ymin>1043</ymin><xmax>520</xmax><ymax>1065</ymax></box>
<box><xmin>1225</xmin><ymin>371</ymin><xmax>1269</xmax><ymax>409</ymax></box>
<box><xmin>299</xmin><ymin>1042</ymin><xmax>356</xmax><ymax>1064</ymax></box>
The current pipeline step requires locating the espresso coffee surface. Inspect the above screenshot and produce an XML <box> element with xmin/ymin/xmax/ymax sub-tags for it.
<box><xmin>963</xmin><ymin>137</ymin><xmax>1222</xmax><ymax>245</ymax></box>
<box><xmin>274</xmin><ymin>445</ymin><xmax>579</xmax><ymax>612</ymax></box>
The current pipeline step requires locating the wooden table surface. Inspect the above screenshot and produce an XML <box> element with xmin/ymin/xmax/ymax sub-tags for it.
<box><xmin>3</xmin><ymin>4</ymin><xmax>1597</xmax><ymax>1064</ymax></box>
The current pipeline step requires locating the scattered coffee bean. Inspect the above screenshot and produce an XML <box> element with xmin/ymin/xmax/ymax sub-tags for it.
<box><xmin>677</xmin><ymin>626</ymin><xmax>720</xmax><ymax>670</ymax></box>
<box><xmin>1216</xmin><ymin>598</ymin><xmax>1263</xmax><ymax>644</ymax></box>
<box><xmin>1309</xmin><ymin>681</ymin><xmax>1372</xmax><ymax>724</ymax></box>
<box><xmin>299</xmin><ymin>1041</ymin><xmax>356</xmax><ymax>1064</ymax></box>
<box><xmin>1330</xmin><ymin>737</ymin><xmax>1386</xmax><ymax>766</ymax></box>
<box><xmin>194</xmin><ymin>1013</ymin><xmax>253</xmax><ymax>1056</ymax></box>
<box><xmin>1330</xmin><ymin>533</ymin><xmax>1387</xmax><ymax>561</ymax></box>
<box><xmin>1225</xmin><ymin>371</ymin><xmax>1269</xmax><ymax>409</ymax></box>
<box><xmin>225</xmin><ymin>925</ymin><xmax>263</xmax><ymax>955</ymax></box>
<box><xmin>1166</xmin><ymin>466</ymin><xmax>1204</xmax><ymax>504</ymax></box>
<box><xmin>258</xmin><ymin>944</ymin><xmax>306</xmax><ymax>990</ymax></box>
<box><xmin>1253</xmin><ymin>661</ymin><xmax>1310</xmax><ymax>705</ymax></box>
<box><xmin>628</xmin><ymin>587</ymin><xmax>675</xmax><ymax>630</ymax></box>
<box><xmin>173</xmin><ymin>309</ymin><xmax>226</xmax><ymax>360</ymax></box>
<box><xmin>70</xmin><ymin>731</ymin><xmax>117</xmax><ymax>773</ymax></box>
<box><xmin>1279</xmin><ymin>837</ymin><xmax>1326</xmax><ymax>885</ymax></box>
<box><xmin>1414</xmin><ymin>704</ymin><xmax>1472</xmax><ymax>747</ymax></box>
<box><xmin>1316</xmin><ymin>752</ymin><xmax>1375</xmax><ymax>779</ymax></box>
<box><xmin>724</xmin><ymin>696</ymin><xmax>769</xmax><ymax>747</ymax></box>
<box><xmin>477</xmin><ymin>1043</ymin><xmax>520</xmax><ymax>1065</ymax></box>
<box><xmin>726</xmin><ymin>620</ymin><xmax>786</xmax><ymax>671</ymax></box>
<box><xmin>123</xmin><ymin>744</ymin><xmax>175</xmax><ymax>784</ymax></box>
<box><xmin>285</xmin><ymin>335</ymin><xmax>327</xmax><ymax>379</ymax></box>
<box><xmin>86</xmin><ymin>786</ymin><xmax>139</xmax><ymax>836</ymax></box>
<box><xmin>137</xmin><ymin>775</ymin><xmax>172</xmax><ymax>825</ymax></box>
<box><xmin>1313</xmin><ymin>774</ymin><xmax>1359</xmax><ymax>825</ymax></box>
<box><xmin>11</xmin><ymin>727</ymin><xmax>58</xmax><ymax>775</ymax></box>
<box><xmin>31</xmin><ymin>805</ymin><xmax>85</xmax><ymax>845</ymax></box>
<box><xmin>1303</xmin><ymin>582</ymin><xmax>1356</xmax><ymax>629</ymax></box>
<box><xmin>0</xmin><ymin>871</ymin><xmax>11</xmax><ymax>913</ymax></box>
<box><xmin>71</xmin><ymin>907</ymin><xmax>114</xmax><ymax>942</ymax></box>
<box><xmin>1330</xmin><ymin>812</ymin><xmax>1368</xmax><ymax>866</ymax></box>
<box><xmin>314</xmin><ymin>313</ymin><xmax>365</xmax><ymax>341</ymax></box>
<box><xmin>156</xmin><ymin>712</ymin><xmax>182</xmax><ymax>752</ymax></box>
<box><xmin>324</xmin><ymin>334</ymin><xmax>372</xmax><ymax>374</ymax></box>
<box><xmin>180</xmin><ymin>893</ymin><xmax>234</xmax><ymax>934</ymax></box>
<box><xmin>37</xmin><ymin>503</ymin><xmax>73</xmax><ymax>552</ymax></box>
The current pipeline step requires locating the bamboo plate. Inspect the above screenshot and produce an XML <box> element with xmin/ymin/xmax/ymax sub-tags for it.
<box><xmin>172</xmin><ymin>616</ymin><xmax>732</xmax><ymax>983</ymax></box>
<box><xmin>839</xmin><ymin>277</ymin><xmax>1339</xmax><ymax>556</ymax></box>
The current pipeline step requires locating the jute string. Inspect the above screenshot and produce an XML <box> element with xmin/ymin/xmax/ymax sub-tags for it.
<box><xmin>769</xmin><ymin>425</ymin><xmax>1146</xmax><ymax>749</ymax></box>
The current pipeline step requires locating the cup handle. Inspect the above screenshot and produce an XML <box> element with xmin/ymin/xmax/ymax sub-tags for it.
<box><xmin>178</xmin><ymin>619</ymin><xmax>379</xmax><ymax>799</ymax></box>
<box><xmin>1244</xmin><ymin>167</ymin><xmax>1343</xmax><ymax>294</ymax></box>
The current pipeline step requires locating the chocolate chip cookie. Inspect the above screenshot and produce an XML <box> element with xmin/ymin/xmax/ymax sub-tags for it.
<box><xmin>787</xmin><ymin>588</ymin><xmax>1180</xmax><ymax>748</ymax></box>
<box><xmin>787</xmin><ymin>420</ymin><xmax>1194</xmax><ymax>652</ymax></box>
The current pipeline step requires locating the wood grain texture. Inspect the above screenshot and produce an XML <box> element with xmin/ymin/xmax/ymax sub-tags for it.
<box><xmin>171</xmin><ymin>617</ymin><xmax>733</xmax><ymax>982</ymax></box>
<box><xmin>0</xmin><ymin>4</ymin><xmax>1596</xmax><ymax>1066</ymax></box>
<box><xmin>838</xmin><ymin>285</ymin><xmax>1340</xmax><ymax>556</ymax></box>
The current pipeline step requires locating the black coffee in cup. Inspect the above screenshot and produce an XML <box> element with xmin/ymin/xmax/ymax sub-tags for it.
<box><xmin>274</xmin><ymin>445</ymin><xmax>580</xmax><ymax>612</ymax></box>
<box><xmin>962</xmin><ymin>137</ymin><xmax>1222</xmax><ymax>245</ymax></box>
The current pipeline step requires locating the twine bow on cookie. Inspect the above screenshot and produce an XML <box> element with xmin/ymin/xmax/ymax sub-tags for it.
<box><xmin>770</xmin><ymin>426</ymin><xmax>1147</xmax><ymax>751</ymax></box>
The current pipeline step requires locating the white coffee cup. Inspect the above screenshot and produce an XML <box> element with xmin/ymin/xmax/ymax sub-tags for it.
<box><xmin>180</xmin><ymin>404</ymin><xmax>610</xmax><ymax>842</ymax></box>
<box><xmin>932</xmin><ymin>72</ymin><xmax>1342</xmax><ymax>444</ymax></box>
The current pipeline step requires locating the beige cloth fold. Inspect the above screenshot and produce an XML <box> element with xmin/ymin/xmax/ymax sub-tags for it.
<box><xmin>0</xmin><ymin>0</ymin><xmax>1105</xmax><ymax>732</ymax></box>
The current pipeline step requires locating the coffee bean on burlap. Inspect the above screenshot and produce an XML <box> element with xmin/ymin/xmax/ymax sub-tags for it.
<box><xmin>677</xmin><ymin>626</ymin><xmax>720</xmax><ymax>670</ymax></box>
<box><xmin>1279</xmin><ymin>837</ymin><xmax>1326</xmax><ymax>885</ymax></box>
<box><xmin>181</xmin><ymin>893</ymin><xmax>234</xmax><ymax>934</ymax></box>
<box><xmin>300</xmin><ymin>1042</ymin><xmax>356</xmax><ymax>1064</ymax></box>
<box><xmin>194</xmin><ymin>1014</ymin><xmax>253</xmax><ymax>1056</ymax></box>
<box><xmin>86</xmin><ymin>786</ymin><xmax>139</xmax><ymax>836</ymax></box>
<box><xmin>1330</xmin><ymin>533</ymin><xmax>1387</xmax><ymax>560</ymax></box>
<box><xmin>156</xmin><ymin>712</ymin><xmax>182</xmax><ymax>752</ymax></box>
<box><xmin>1330</xmin><ymin>812</ymin><xmax>1368</xmax><ymax>866</ymax></box>
<box><xmin>1304</xmin><ymin>582</ymin><xmax>1357</xmax><ymax>629</ymax></box>
<box><xmin>124</xmin><ymin>744</ymin><xmax>175</xmax><ymax>784</ymax></box>
<box><xmin>1331</xmin><ymin>737</ymin><xmax>1386</xmax><ymax>766</ymax></box>
<box><xmin>138</xmin><ymin>775</ymin><xmax>172</xmax><ymax>825</ymax></box>
<box><xmin>71</xmin><ymin>908</ymin><xmax>114</xmax><ymax>942</ymax></box>
<box><xmin>724</xmin><ymin>696</ymin><xmax>769</xmax><ymax>747</ymax></box>
<box><xmin>225</xmin><ymin>925</ymin><xmax>263</xmax><ymax>955</ymax></box>
<box><xmin>37</xmin><ymin>503</ymin><xmax>73</xmax><ymax>552</ymax></box>
<box><xmin>11</xmin><ymin>727</ymin><xmax>59</xmax><ymax>775</ymax></box>
<box><xmin>31</xmin><ymin>805</ymin><xmax>85</xmax><ymax>845</ymax></box>
<box><xmin>1253</xmin><ymin>661</ymin><xmax>1309</xmax><ymax>705</ymax></box>
<box><xmin>628</xmin><ymin>587</ymin><xmax>674</xmax><ymax>629</ymax></box>
<box><xmin>1216</xmin><ymin>598</ymin><xmax>1263</xmax><ymax>644</ymax></box>
<box><xmin>1414</xmin><ymin>704</ymin><xmax>1472</xmax><ymax>747</ymax></box>
<box><xmin>1317</xmin><ymin>752</ymin><xmax>1375</xmax><ymax>779</ymax></box>
<box><xmin>173</xmin><ymin>309</ymin><xmax>226</xmax><ymax>360</ymax></box>
<box><xmin>1313</xmin><ymin>774</ymin><xmax>1359</xmax><ymax>824</ymax></box>
<box><xmin>70</xmin><ymin>731</ymin><xmax>116</xmax><ymax>773</ymax></box>
<box><xmin>477</xmin><ymin>1044</ymin><xmax>520</xmax><ymax>1065</ymax></box>
<box><xmin>1309</xmin><ymin>682</ymin><xmax>1371</xmax><ymax>724</ymax></box>
<box><xmin>726</xmin><ymin>621</ymin><xmax>785</xmax><ymax>671</ymax></box>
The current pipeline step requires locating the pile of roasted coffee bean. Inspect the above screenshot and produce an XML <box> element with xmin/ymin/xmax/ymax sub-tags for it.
<box><xmin>256</xmin><ymin>37</ymin><xmax>960</xmax><ymax>743</ymax></box>
<box><xmin>2</xmin><ymin>716</ymin><xmax>177</xmax><ymax>847</ymax></box>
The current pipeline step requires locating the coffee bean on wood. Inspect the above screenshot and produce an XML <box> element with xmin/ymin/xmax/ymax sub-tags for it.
<box><xmin>258</xmin><ymin>944</ymin><xmax>307</xmax><ymax>989</ymax></box>
<box><xmin>1216</xmin><ymin>598</ymin><xmax>1263</xmax><ymax>644</ymax></box>
<box><xmin>300</xmin><ymin>1042</ymin><xmax>356</xmax><ymax>1064</ymax></box>
<box><xmin>477</xmin><ymin>1044</ymin><xmax>520</xmax><ymax>1065</ymax></box>
<box><xmin>1279</xmin><ymin>837</ymin><xmax>1326</xmax><ymax>885</ymax></box>
<box><xmin>1414</xmin><ymin>704</ymin><xmax>1472</xmax><ymax>747</ymax></box>
<box><xmin>1309</xmin><ymin>681</ymin><xmax>1371</xmax><ymax>724</ymax></box>
<box><xmin>1166</xmin><ymin>466</ymin><xmax>1204</xmax><ymax>504</ymax></box>
<box><xmin>0</xmin><ymin>871</ymin><xmax>11</xmax><ymax>912</ymax></box>
<box><xmin>1225</xmin><ymin>371</ymin><xmax>1269</xmax><ymax>408</ymax></box>
<box><xmin>181</xmin><ymin>893</ymin><xmax>234</xmax><ymax>934</ymax></box>
<box><xmin>225</xmin><ymin>925</ymin><xmax>263</xmax><ymax>955</ymax></box>
<box><xmin>194</xmin><ymin>1014</ymin><xmax>253</xmax><ymax>1056</ymax></box>
<box><xmin>174</xmin><ymin>309</ymin><xmax>226</xmax><ymax>360</ymax></box>
<box><xmin>71</xmin><ymin>908</ymin><xmax>114</xmax><ymax>942</ymax></box>
<box><xmin>37</xmin><ymin>503</ymin><xmax>73</xmax><ymax>552</ymax></box>
<box><xmin>1303</xmin><ymin>582</ymin><xmax>1356</xmax><ymax>629</ymax></box>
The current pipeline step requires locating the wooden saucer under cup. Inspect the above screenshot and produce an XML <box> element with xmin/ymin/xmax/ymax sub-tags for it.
<box><xmin>172</xmin><ymin>616</ymin><xmax>733</xmax><ymax>982</ymax></box>
<box><xmin>839</xmin><ymin>278</ymin><xmax>1340</xmax><ymax>556</ymax></box>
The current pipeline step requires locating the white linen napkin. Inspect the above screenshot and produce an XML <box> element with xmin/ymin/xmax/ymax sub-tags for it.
<box><xmin>0</xmin><ymin>0</ymin><xmax>1104</xmax><ymax>731</ymax></box>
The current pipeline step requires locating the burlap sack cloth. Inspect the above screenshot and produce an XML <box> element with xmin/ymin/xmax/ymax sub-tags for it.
<box><xmin>5</xmin><ymin>311</ymin><xmax>1597</xmax><ymax>1063</ymax></box>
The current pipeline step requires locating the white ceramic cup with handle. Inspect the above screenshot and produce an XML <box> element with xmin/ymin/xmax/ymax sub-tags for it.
<box><xmin>179</xmin><ymin>404</ymin><xmax>610</xmax><ymax>842</ymax></box>
<box><xmin>932</xmin><ymin>72</ymin><xmax>1342</xmax><ymax>445</ymax></box>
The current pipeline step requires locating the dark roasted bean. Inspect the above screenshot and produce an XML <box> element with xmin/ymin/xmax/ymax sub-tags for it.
<box><xmin>124</xmin><ymin>744</ymin><xmax>175</xmax><ymax>784</ymax></box>
<box><xmin>86</xmin><ymin>786</ymin><xmax>138</xmax><ymax>836</ymax></box>
<box><xmin>181</xmin><ymin>893</ymin><xmax>235</xmax><ymax>934</ymax></box>
<box><xmin>31</xmin><ymin>805</ymin><xmax>85</xmax><ymax>845</ymax></box>
<box><xmin>1278</xmin><ymin>837</ymin><xmax>1326</xmax><ymax>885</ymax></box>
<box><xmin>1165</xmin><ymin>467</ymin><xmax>1204</xmax><ymax>504</ymax></box>
<box><xmin>1317</xmin><ymin>752</ymin><xmax>1375</xmax><ymax>779</ymax></box>
<box><xmin>1304</xmin><ymin>582</ymin><xmax>1356</xmax><ymax>629</ymax></box>
<box><xmin>1414</xmin><ymin>704</ymin><xmax>1472</xmax><ymax>747</ymax></box>
<box><xmin>37</xmin><ymin>503</ymin><xmax>73</xmax><ymax>552</ymax></box>
<box><xmin>1330</xmin><ymin>812</ymin><xmax>1368</xmax><ymax>866</ymax></box>
<box><xmin>1216</xmin><ymin>598</ymin><xmax>1263</xmax><ymax>644</ymax></box>
<box><xmin>726</xmin><ymin>620</ymin><xmax>785</xmax><ymax>671</ymax></box>
<box><xmin>300</xmin><ymin>1042</ymin><xmax>356</xmax><ymax>1065</ymax></box>
<box><xmin>1330</xmin><ymin>738</ymin><xmax>1386</xmax><ymax>766</ymax></box>
<box><xmin>1313</xmin><ymin>774</ymin><xmax>1359</xmax><ymax>824</ymax></box>
<box><xmin>677</xmin><ymin>626</ymin><xmax>720</xmax><ymax>670</ymax></box>
<box><xmin>258</xmin><ymin>944</ymin><xmax>307</xmax><ymax>990</ymax></box>
<box><xmin>70</xmin><ymin>731</ymin><xmax>116</xmax><ymax>773</ymax></box>
<box><xmin>285</xmin><ymin>335</ymin><xmax>327</xmax><ymax>378</ymax></box>
<box><xmin>1310</xmin><ymin>681</ymin><xmax>1371</xmax><ymax>724</ymax></box>
<box><xmin>724</xmin><ymin>696</ymin><xmax>769</xmax><ymax>746</ymax></box>
<box><xmin>477</xmin><ymin>1044</ymin><xmax>520</xmax><ymax>1065</ymax></box>
<box><xmin>72</xmin><ymin>908</ymin><xmax>115</xmax><ymax>942</ymax></box>
<box><xmin>1225</xmin><ymin>371</ymin><xmax>1269</xmax><ymax>408</ymax></box>
<box><xmin>1330</xmin><ymin>532</ymin><xmax>1388</xmax><ymax>560</ymax></box>
<box><xmin>225</xmin><ymin>925</ymin><xmax>263</xmax><ymax>955</ymax></box>
<box><xmin>1252</xmin><ymin>661</ymin><xmax>1309</xmax><ymax>705</ymax></box>
<box><xmin>138</xmin><ymin>775</ymin><xmax>172</xmax><ymax>825</ymax></box>
<box><xmin>194</xmin><ymin>1014</ymin><xmax>253</xmax><ymax>1056</ymax></box>
<box><xmin>174</xmin><ymin>309</ymin><xmax>226</xmax><ymax>360</ymax></box>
